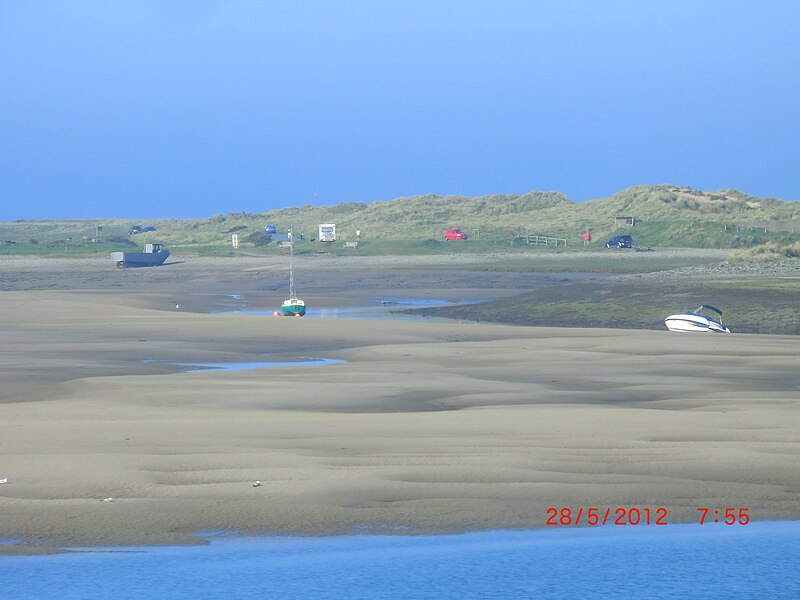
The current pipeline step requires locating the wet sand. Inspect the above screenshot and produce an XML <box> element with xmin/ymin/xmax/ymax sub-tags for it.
<box><xmin>1</xmin><ymin>254</ymin><xmax>799</xmax><ymax>552</ymax></box>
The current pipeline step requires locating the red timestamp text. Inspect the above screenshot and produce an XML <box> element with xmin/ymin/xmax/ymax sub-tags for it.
<box><xmin>696</xmin><ymin>507</ymin><xmax>750</xmax><ymax>525</ymax></box>
<box><xmin>545</xmin><ymin>507</ymin><xmax>669</xmax><ymax>527</ymax></box>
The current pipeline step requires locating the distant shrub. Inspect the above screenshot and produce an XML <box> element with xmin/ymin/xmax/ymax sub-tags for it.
<box><xmin>335</xmin><ymin>202</ymin><xmax>368</xmax><ymax>214</ymax></box>
<box><xmin>245</xmin><ymin>231</ymin><xmax>271</xmax><ymax>246</ymax></box>
<box><xmin>731</xmin><ymin>241</ymin><xmax>800</xmax><ymax>261</ymax></box>
<box><xmin>106</xmin><ymin>236</ymin><xmax>137</xmax><ymax>246</ymax></box>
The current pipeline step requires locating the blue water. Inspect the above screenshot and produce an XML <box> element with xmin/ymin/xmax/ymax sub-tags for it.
<box><xmin>212</xmin><ymin>296</ymin><xmax>478</xmax><ymax>322</ymax></box>
<box><xmin>177</xmin><ymin>358</ymin><xmax>346</xmax><ymax>372</ymax></box>
<box><xmin>142</xmin><ymin>357</ymin><xmax>346</xmax><ymax>372</ymax></box>
<box><xmin>2</xmin><ymin>522</ymin><xmax>799</xmax><ymax>599</ymax></box>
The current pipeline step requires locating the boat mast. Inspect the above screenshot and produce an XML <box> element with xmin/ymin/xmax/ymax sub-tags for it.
<box><xmin>288</xmin><ymin>229</ymin><xmax>295</xmax><ymax>299</ymax></box>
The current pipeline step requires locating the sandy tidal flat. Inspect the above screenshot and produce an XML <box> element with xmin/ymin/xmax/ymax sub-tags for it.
<box><xmin>0</xmin><ymin>256</ymin><xmax>799</xmax><ymax>552</ymax></box>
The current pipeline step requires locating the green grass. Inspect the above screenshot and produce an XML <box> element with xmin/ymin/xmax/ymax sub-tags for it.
<box><xmin>0</xmin><ymin>240</ymin><xmax>137</xmax><ymax>256</ymax></box>
<box><xmin>296</xmin><ymin>238</ymin><xmax>518</xmax><ymax>256</ymax></box>
<box><xmin>615</xmin><ymin>220</ymin><xmax>800</xmax><ymax>249</ymax></box>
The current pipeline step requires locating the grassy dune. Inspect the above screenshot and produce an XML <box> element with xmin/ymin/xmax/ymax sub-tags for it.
<box><xmin>2</xmin><ymin>185</ymin><xmax>799</xmax><ymax>256</ymax></box>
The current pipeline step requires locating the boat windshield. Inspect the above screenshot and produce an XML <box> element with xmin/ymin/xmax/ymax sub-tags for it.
<box><xmin>694</xmin><ymin>305</ymin><xmax>724</xmax><ymax>322</ymax></box>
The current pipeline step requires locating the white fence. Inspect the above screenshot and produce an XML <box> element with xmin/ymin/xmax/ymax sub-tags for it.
<box><xmin>516</xmin><ymin>234</ymin><xmax>567</xmax><ymax>247</ymax></box>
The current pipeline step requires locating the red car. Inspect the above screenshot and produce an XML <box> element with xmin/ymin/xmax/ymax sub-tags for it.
<box><xmin>444</xmin><ymin>228</ymin><xmax>468</xmax><ymax>240</ymax></box>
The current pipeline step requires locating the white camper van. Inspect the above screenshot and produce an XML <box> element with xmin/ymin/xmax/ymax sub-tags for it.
<box><xmin>318</xmin><ymin>223</ymin><xmax>336</xmax><ymax>242</ymax></box>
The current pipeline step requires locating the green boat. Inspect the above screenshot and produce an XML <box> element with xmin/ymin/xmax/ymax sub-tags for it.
<box><xmin>280</xmin><ymin>235</ymin><xmax>306</xmax><ymax>317</ymax></box>
<box><xmin>280</xmin><ymin>298</ymin><xmax>306</xmax><ymax>317</ymax></box>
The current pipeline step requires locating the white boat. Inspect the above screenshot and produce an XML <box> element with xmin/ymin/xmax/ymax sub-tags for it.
<box><xmin>665</xmin><ymin>305</ymin><xmax>731</xmax><ymax>333</ymax></box>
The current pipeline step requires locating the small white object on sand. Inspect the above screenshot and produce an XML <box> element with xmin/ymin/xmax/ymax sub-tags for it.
<box><xmin>253</xmin><ymin>480</ymin><xmax>262</xmax><ymax>487</ymax></box>
<box><xmin>0</xmin><ymin>477</ymin><xmax>8</xmax><ymax>484</ymax></box>
<box><xmin>102</xmin><ymin>497</ymin><xmax>114</xmax><ymax>502</ymax></box>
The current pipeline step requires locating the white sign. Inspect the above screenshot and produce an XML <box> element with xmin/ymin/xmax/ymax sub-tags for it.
<box><xmin>232</xmin><ymin>233</ymin><xmax>239</xmax><ymax>248</ymax></box>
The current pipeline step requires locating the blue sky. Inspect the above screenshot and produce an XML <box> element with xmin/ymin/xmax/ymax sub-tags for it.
<box><xmin>1</xmin><ymin>1</ymin><xmax>798</xmax><ymax>220</ymax></box>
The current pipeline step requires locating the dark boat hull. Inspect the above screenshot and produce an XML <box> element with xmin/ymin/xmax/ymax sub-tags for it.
<box><xmin>109</xmin><ymin>250</ymin><xmax>170</xmax><ymax>268</ymax></box>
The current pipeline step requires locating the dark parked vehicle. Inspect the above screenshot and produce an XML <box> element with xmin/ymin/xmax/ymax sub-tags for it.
<box><xmin>606</xmin><ymin>235</ymin><xmax>633</xmax><ymax>248</ymax></box>
<box><xmin>129</xmin><ymin>225</ymin><xmax>156</xmax><ymax>234</ymax></box>
<box><xmin>264</xmin><ymin>225</ymin><xmax>277</xmax><ymax>234</ymax></box>
<box><xmin>605</xmin><ymin>235</ymin><xmax>634</xmax><ymax>248</ymax></box>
